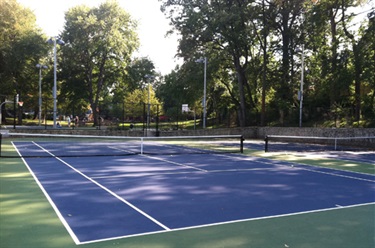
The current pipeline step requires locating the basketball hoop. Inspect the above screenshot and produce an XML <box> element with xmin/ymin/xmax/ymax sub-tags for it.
<box><xmin>182</xmin><ymin>104</ymin><xmax>189</xmax><ymax>113</ymax></box>
<box><xmin>18</xmin><ymin>101</ymin><xmax>23</xmax><ymax>107</ymax></box>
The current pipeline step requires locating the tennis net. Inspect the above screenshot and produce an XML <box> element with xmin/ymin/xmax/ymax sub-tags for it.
<box><xmin>0</xmin><ymin>132</ymin><xmax>244</xmax><ymax>158</ymax></box>
<box><xmin>264</xmin><ymin>135</ymin><xmax>375</xmax><ymax>153</ymax></box>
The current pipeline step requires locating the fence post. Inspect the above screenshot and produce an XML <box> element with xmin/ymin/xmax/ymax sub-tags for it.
<box><xmin>122</xmin><ymin>101</ymin><xmax>125</xmax><ymax>130</ymax></box>
<box><xmin>240</xmin><ymin>135</ymin><xmax>244</xmax><ymax>153</ymax></box>
<box><xmin>13</xmin><ymin>95</ymin><xmax>16</xmax><ymax>129</ymax></box>
<box><xmin>156</xmin><ymin>104</ymin><xmax>159</xmax><ymax>136</ymax></box>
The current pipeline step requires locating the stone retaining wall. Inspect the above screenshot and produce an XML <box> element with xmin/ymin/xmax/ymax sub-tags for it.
<box><xmin>7</xmin><ymin>126</ymin><xmax>375</xmax><ymax>138</ymax></box>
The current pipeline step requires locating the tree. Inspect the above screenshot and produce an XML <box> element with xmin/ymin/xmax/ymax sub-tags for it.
<box><xmin>157</xmin><ymin>61</ymin><xmax>208</xmax><ymax>118</ymax></box>
<box><xmin>340</xmin><ymin>0</ymin><xmax>370</xmax><ymax>122</ymax></box>
<box><xmin>125</xmin><ymin>86</ymin><xmax>163</xmax><ymax>121</ymax></box>
<box><xmin>60</xmin><ymin>0</ymin><xmax>139</xmax><ymax>126</ymax></box>
<box><xmin>124</xmin><ymin>57</ymin><xmax>156</xmax><ymax>92</ymax></box>
<box><xmin>300</xmin><ymin>0</ymin><xmax>372</xmax><ymax>126</ymax></box>
<box><xmin>0</xmin><ymin>0</ymin><xmax>47</xmax><ymax>123</ymax></box>
<box><xmin>267</xmin><ymin>0</ymin><xmax>304</xmax><ymax>125</ymax></box>
<box><xmin>109</xmin><ymin>57</ymin><xmax>156</xmax><ymax>105</ymax></box>
<box><xmin>358</xmin><ymin>10</ymin><xmax>375</xmax><ymax>124</ymax></box>
<box><xmin>161</xmin><ymin>0</ymin><xmax>260</xmax><ymax>127</ymax></box>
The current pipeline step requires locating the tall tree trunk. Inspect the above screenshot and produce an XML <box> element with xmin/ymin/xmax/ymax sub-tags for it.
<box><xmin>329</xmin><ymin>8</ymin><xmax>338</xmax><ymax>107</ymax></box>
<box><xmin>279</xmin><ymin>7</ymin><xmax>291</xmax><ymax>125</ymax></box>
<box><xmin>341</xmin><ymin>0</ymin><xmax>361</xmax><ymax>122</ymax></box>
<box><xmin>261</xmin><ymin>0</ymin><xmax>267</xmax><ymax>126</ymax></box>
<box><xmin>353</xmin><ymin>43</ymin><xmax>361</xmax><ymax>122</ymax></box>
<box><xmin>236</xmin><ymin>66</ymin><xmax>247</xmax><ymax>127</ymax></box>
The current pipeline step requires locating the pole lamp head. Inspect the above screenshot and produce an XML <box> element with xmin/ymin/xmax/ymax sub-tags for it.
<box><xmin>195</xmin><ymin>57</ymin><xmax>207</xmax><ymax>64</ymax></box>
<box><xmin>46</xmin><ymin>37</ymin><xmax>65</xmax><ymax>46</ymax></box>
<box><xmin>57</xmin><ymin>39</ymin><xmax>65</xmax><ymax>46</ymax></box>
<box><xmin>145</xmin><ymin>74</ymin><xmax>154</xmax><ymax>80</ymax></box>
<box><xmin>36</xmin><ymin>64</ymin><xmax>48</xmax><ymax>69</ymax></box>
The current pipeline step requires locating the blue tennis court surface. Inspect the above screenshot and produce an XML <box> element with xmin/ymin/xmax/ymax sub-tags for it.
<box><xmin>14</xmin><ymin>141</ymin><xmax>375</xmax><ymax>245</ymax></box>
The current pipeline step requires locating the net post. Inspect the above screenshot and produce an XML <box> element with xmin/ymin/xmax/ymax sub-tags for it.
<box><xmin>334</xmin><ymin>138</ymin><xmax>337</xmax><ymax>151</ymax></box>
<box><xmin>265</xmin><ymin>135</ymin><xmax>269</xmax><ymax>152</ymax></box>
<box><xmin>240</xmin><ymin>135</ymin><xmax>244</xmax><ymax>153</ymax></box>
<box><xmin>0</xmin><ymin>133</ymin><xmax>2</xmax><ymax>157</ymax></box>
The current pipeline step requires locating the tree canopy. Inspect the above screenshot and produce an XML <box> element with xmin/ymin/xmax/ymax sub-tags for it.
<box><xmin>0</xmin><ymin>0</ymin><xmax>48</xmax><ymax>123</ymax></box>
<box><xmin>59</xmin><ymin>0</ymin><xmax>139</xmax><ymax>125</ymax></box>
<box><xmin>160</xmin><ymin>0</ymin><xmax>375</xmax><ymax>127</ymax></box>
<box><xmin>2</xmin><ymin>0</ymin><xmax>374</xmax><ymax>128</ymax></box>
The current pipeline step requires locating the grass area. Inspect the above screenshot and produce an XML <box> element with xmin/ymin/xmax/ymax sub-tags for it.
<box><xmin>1</xmin><ymin>141</ymin><xmax>374</xmax><ymax>248</ymax></box>
<box><xmin>11</xmin><ymin>117</ymin><xmax>213</xmax><ymax>130</ymax></box>
<box><xmin>117</xmin><ymin>119</ymin><xmax>201</xmax><ymax>130</ymax></box>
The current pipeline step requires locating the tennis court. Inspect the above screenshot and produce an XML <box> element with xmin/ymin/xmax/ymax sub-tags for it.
<box><xmin>4</xmin><ymin>134</ymin><xmax>374</xmax><ymax>246</ymax></box>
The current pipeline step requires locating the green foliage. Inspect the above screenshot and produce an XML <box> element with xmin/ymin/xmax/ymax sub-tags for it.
<box><xmin>126</xmin><ymin>86</ymin><xmax>163</xmax><ymax>116</ymax></box>
<box><xmin>160</xmin><ymin>0</ymin><xmax>374</xmax><ymax>127</ymax></box>
<box><xmin>161</xmin><ymin>0</ymin><xmax>264</xmax><ymax>127</ymax></box>
<box><xmin>3</xmin><ymin>0</ymin><xmax>374</xmax><ymax>128</ymax></box>
<box><xmin>0</xmin><ymin>0</ymin><xmax>47</xmax><ymax>102</ymax></box>
<box><xmin>123</xmin><ymin>57</ymin><xmax>156</xmax><ymax>92</ymax></box>
<box><xmin>59</xmin><ymin>0</ymin><xmax>139</xmax><ymax>125</ymax></box>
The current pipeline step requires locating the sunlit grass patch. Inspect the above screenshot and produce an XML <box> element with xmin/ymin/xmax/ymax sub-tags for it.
<box><xmin>243</xmin><ymin>149</ymin><xmax>375</xmax><ymax>174</ymax></box>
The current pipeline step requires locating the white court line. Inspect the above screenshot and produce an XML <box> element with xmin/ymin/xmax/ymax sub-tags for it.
<box><xmin>116</xmin><ymin>150</ymin><xmax>375</xmax><ymax>183</ymax></box>
<box><xmin>271</xmin><ymin>150</ymin><xmax>375</xmax><ymax>166</ymax></box>
<box><xmin>103</xmin><ymin>145</ymin><xmax>375</xmax><ymax>183</ymax></box>
<box><xmin>30</xmin><ymin>141</ymin><xmax>171</xmax><ymax>243</ymax></box>
<box><xmin>91</xmin><ymin>167</ymin><xmax>274</xmax><ymax>180</ymax></box>
<box><xmin>214</xmin><ymin>152</ymin><xmax>375</xmax><ymax>183</ymax></box>
<box><xmin>78</xmin><ymin>201</ymin><xmax>375</xmax><ymax>245</ymax></box>
<box><xmin>110</xmin><ymin>146</ymin><xmax>208</xmax><ymax>172</ymax></box>
<box><xmin>141</xmin><ymin>154</ymin><xmax>208</xmax><ymax>172</ymax></box>
<box><xmin>92</xmin><ymin>170</ymin><xmax>206</xmax><ymax>179</ymax></box>
<box><xmin>14</xmin><ymin>142</ymin><xmax>375</xmax><ymax>245</ymax></box>
<box><xmin>212</xmin><ymin>153</ymin><xmax>375</xmax><ymax>182</ymax></box>
<box><xmin>290</xmin><ymin>165</ymin><xmax>375</xmax><ymax>183</ymax></box>
<box><xmin>108</xmin><ymin>145</ymin><xmax>138</xmax><ymax>155</ymax></box>
<box><xmin>11</xmin><ymin>142</ymin><xmax>80</xmax><ymax>245</ymax></box>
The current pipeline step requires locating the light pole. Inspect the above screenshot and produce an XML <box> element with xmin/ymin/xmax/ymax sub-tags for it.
<box><xmin>296</xmin><ymin>45</ymin><xmax>305</xmax><ymax>128</ymax></box>
<box><xmin>299</xmin><ymin>10</ymin><xmax>305</xmax><ymax>128</ymax></box>
<box><xmin>299</xmin><ymin>44</ymin><xmax>304</xmax><ymax>128</ymax></box>
<box><xmin>195</xmin><ymin>57</ymin><xmax>207</xmax><ymax>128</ymax></box>
<box><xmin>36</xmin><ymin>64</ymin><xmax>48</xmax><ymax>126</ymax></box>
<box><xmin>47</xmin><ymin>37</ymin><xmax>64</xmax><ymax>128</ymax></box>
